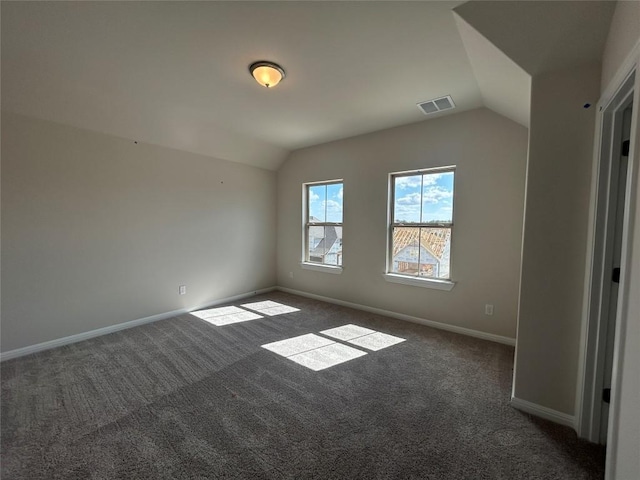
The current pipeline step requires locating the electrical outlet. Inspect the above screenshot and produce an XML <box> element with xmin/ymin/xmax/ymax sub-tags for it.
<box><xmin>179</xmin><ymin>285</ymin><xmax>186</xmax><ymax>295</ymax></box>
<box><xmin>289</xmin><ymin>271</ymin><xmax>294</xmax><ymax>278</ymax></box>
<box><xmin>485</xmin><ymin>304</ymin><xmax>494</xmax><ymax>315</ymax></box>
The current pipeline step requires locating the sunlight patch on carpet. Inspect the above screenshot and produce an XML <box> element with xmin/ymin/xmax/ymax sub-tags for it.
<box><xmin>262</xmin><ymin>333</ymin><xmax>333</xmax><ymax>357</ymax></box>
<box><xmin>348</xmin><ymin>332</ymin><xmax>406</xmax><ymax>351</ymax></box>
<box><xmin>262</xmin><ymin>333</ymin><xmax>367</xmax><ymax>371</ymax></box>
<box><xmin>320</xmin><ymin>324</ymin><xmax>376</xmax><ymax>341</ymax></box>
<box><xmin>242</xmin><ymin>301</ymin><xmax>300</xmax><ymax>316</ymax></box>
<box><xmin>321</xmin><ymin>324</ymin><xmax>406</xmax><ymax>351</ymax></box>
<box><xmin>288</xmin><ymin>343</ymin><xmax>367</xmax><ymax>371</ymax></box>
<box><xmin>190</xmin><ymin>306</ymin><xmax>263</xmax><ymax>326</ymax></box>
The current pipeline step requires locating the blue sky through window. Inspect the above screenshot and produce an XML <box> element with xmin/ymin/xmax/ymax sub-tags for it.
<box><xmin>394</xmin><ymin>171</ymin><xmax>454</xmax><ymax>223</ymax></box>
<box><xmin>309</xmin><ymin>183</ymin><xmax>343</xmax><ymax>223</ymax></box>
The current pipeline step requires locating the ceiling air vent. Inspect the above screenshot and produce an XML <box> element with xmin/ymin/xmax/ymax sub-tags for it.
<box><xmin>417</xmin><ymin>95</ymin><xmax>456</xmax><ymax>115</ymax></box>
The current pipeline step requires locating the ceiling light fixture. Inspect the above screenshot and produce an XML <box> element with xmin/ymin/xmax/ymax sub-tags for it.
<box><xmin>249</xmin><ymin>61</ymin><xmax>285</xmax><ymax>88</ymax></box>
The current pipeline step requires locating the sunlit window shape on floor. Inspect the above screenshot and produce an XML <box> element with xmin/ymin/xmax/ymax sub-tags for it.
<box><xmin>347</xmin><ymin>332</ymin><xmax>406</xmax><ymax>351</ymax></box>
<box><xmin>261</xmin><ymin>333</ymin><xmax>367</xmax><ymax>371</ymax></box>
<box><xmin>241</xmin><ymin>300</ymin><xmax>300</xmax><ymax>316</ymax></box>
<box><xmin>321</xmin><ymin>324</ymin><xmax>406</xmax><ymax>351</ymax></box>
<box><xmin>190</xmin><ymin>306</ymin><xmax>263</xmax><ymax>326</ymax></box>
<box><xmin>288</xmin><ymin>343</ymin><xmax>367</xmax><ymax>371</ymax></box>
<box><xmin>320</xmin><ymin>324</ymin><xmax>376</xmax><ymax>341</ymax></box>
<box><xmin>262</xmin><ymin>333</ymin><xmax>333</xmax><ymax>357</ymax></box>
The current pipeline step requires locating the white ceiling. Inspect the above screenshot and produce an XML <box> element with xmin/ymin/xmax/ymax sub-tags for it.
<box><xmin>1</xmin><ymin>1</ymin><xmax>615</xmax><ymax>170</ymax></box>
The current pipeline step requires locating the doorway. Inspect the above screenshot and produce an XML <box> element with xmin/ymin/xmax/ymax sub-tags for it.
<box><xmin>598</xmin><ymin>102</ymin><xmax>632</xmax><ymax>444</ymax></box>
<box><xmin>579</xmin><ymin>69</ymin><xmax>635</xmax><ymax>446</ymax></box>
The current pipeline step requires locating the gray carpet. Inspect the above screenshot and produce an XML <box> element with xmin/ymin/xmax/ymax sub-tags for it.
<box><xmin>1</xmin><ymin>291</ymin><xmax>604</xmax><ymax>479</ymax></box>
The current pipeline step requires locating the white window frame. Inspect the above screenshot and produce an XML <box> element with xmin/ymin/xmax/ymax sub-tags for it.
<box><xmin>384</xmin><ymin>166</ymin><xmax>456</xmax><ymax>291</ymax></box>
<box><xmin>302</xmin><ymin>179</ymin><xmax>343</xmax><ymax>274</ymax></box>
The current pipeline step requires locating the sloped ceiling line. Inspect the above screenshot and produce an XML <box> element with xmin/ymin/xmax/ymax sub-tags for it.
<box><xmin>453</xmin><ymin>11</ymin><xmax>531</xmax><ymax>128</ymax></box>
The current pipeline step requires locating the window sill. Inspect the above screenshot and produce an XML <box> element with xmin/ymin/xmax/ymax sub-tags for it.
<box><xmin>300</xmin><ymin>262</ymin><xmax>343</xmax><ymax>275</ymax></box>
<box><xmin>382</xmin><ymin>273</ymin><xmax>456</xmax><ymax>291</ymax></box>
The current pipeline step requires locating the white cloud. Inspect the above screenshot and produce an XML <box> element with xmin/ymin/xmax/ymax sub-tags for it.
<box><xmin>322</xmin><ymin>199</ymin><xmax>343</xmax><ymax>222</ymax></box>
<box><xmin>396</xmin><ymin>187</ymin><xmax>451</xmax><ymax>207</ymax></box>
<box><xmin>395</xmin><ymin>173</ymin><xmax>443</xmax><ymax>190</ymax></box>
<box><xmin>423</xmin><ymin>173</ymin><xmax>443</xmax><ymax>186</ymax></box>
<box><xmin>397</xmin><ymin>192</ymin><xmax>421</xmax><ymax>205</ymax></box>
<box><xmin>309</xmin><ymin>191</ymin><xmax>320</xmax><ymax>202</ymax></box>
<box><xmin>394</xmin><ymin>204</ymin><xmax>421</xmax><ymax>222</ymax></box>
<box><xmin>422</xmin><ymin>186</ymin><xmax>452</xmax><ymax>204</ymax></box>
<box><xmin>325</xmin><ymin>199</ymin><xmax>342</xmax><ymax>211</ymax></box>
<box><xmin>337</xmin><ymin>187</ymin><xmax>343</xmax><ymax>200</ymax></box>
<box><xmin>395</xmin><ymin>176</ymin><xmax>421</xmax><ymax>190</ymax></box>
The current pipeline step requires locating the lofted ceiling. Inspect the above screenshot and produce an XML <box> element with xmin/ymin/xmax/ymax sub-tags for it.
<box><xmin>1</xmin><ymin>1</ymin><xmax>615</xmax><ymax>170</ymax></box>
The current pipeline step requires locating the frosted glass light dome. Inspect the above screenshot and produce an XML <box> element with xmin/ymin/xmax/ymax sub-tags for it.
<box><xmin>249</xmin><ymin>61</ymin><xmax>285</xmax><ymax>88</ymax></box>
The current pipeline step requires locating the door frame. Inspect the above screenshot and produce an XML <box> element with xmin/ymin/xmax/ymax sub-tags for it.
<box><xmin>576</xmin><ymin>43</ymin><xmax>639</xmax><ymax>476</ymax></box>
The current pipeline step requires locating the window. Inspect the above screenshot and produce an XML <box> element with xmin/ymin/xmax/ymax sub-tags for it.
<box><xmin>388</xmin><ymin>167</ymin><xmax>455</xmax><ymax>282</ymax></box>
<box><xmin>304</xmin><ymin>180</ymin><xmax>343</xmax><ymax>267</ymax></box>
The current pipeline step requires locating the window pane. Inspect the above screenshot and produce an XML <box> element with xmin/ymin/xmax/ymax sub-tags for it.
<box><xmin>308</xmin><ymin>226</ymin><xmax>343</xmax><ymax>265</ymax></box>
<box><xmin>391</xmin><ymin>227</ymin><xmax>420</xmax><ymax>275</ymax></box>
<box><xmin>421</xmin><ymin>171</ymin><xmax>454</xmax><ymax>223</ymax></box>
<box><xmin>394</xmin><ymin>175</ymin><xmax>422</xmax><ymax>223</ymax></box>
<box><xmin>332</xmin><ymin>227</ymin><xmax>343</xmax><ymax>266</ymax></box>
<box><xmin>326</xmin><ymin>183</ymin><xmax>343</xmax><ymax>223</ymax></box>
<box><xmin>391</xmin><ymin>227</ymin><xmax>451</xmax><ymax>279</ymax></box>
<box><xmin>308</xmin><ymin>185</ymin><xmax>326</xmax><ymax>222</ymax></box>
<box><xmin>308</xmin><ymin>225</ymin><xmax>325</xmax><ymax>262</ymax></box>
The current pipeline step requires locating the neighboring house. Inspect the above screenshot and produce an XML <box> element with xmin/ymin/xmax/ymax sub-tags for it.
<box><xmin>392</xmin><ymin>228</ymin><xmax>450</xmax><ymax>278</ymax></box>
<box><xmin>309</xmin><ymin>217</ymin><xmax>343</xmax><ymax>265</ymax></box>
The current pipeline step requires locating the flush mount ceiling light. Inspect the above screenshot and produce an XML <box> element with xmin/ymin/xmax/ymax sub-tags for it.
<box><xmin>249</xmin><ymin>61</ymin><xmax>286</xmax><ymax>88</ymax></box>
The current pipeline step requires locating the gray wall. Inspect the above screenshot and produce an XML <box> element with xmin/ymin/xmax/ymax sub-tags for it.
<box><xmin>1</xmin><ymin>112</ymin><xmax>277</xmax><ymax>352</ymax></box>
<box><xmin>513</xmin><ymin>63</ymin><xmax>601</xmax><ymax>416</ymax></box>
<box><xmin>601</xmin><ymin>0</ymin><xmax>640</xmax><ymax>93</ymax></box>
<box><xmin>277</xmin><ymin>108</ymin><xmax>528</xmax><ymax>339</ymax></box>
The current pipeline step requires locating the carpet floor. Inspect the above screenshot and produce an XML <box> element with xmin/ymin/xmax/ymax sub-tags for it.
<box><xmin>1</xmin><ymin>291</ymin><xmax>605</xmax><ymax>479</ymax></box>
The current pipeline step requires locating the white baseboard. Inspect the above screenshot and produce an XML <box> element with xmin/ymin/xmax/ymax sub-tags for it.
<box><xmin>0</xmin><ymin>287</ymin><xmax>276</xmax><ymax>362</ymax></box>
<box><xmin>511</xmin><ymin>396</ymin><xmax>576</xmax><ymax>428</ymax></box>
<box><xmin>276</xmin><ymin>286</ymin><xmax>516</xmax><ymax>346</ymax></box>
